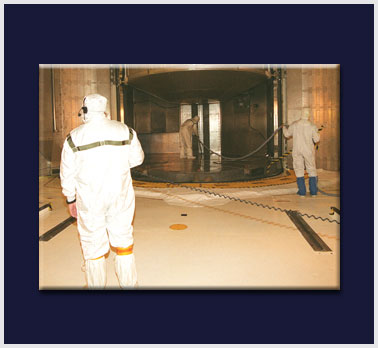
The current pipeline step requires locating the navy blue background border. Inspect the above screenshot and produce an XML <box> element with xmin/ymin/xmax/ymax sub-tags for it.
<box><xmin>4</xmin><ymin>4</ymin><xmax>374</xmax><ymax>344</ymax></box>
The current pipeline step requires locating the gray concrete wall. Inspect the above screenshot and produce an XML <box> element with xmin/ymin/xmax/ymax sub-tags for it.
<box><xmin>286</xmin><ymin>65</ymin><xmax>340</xmax><ymax>171</ymax></box>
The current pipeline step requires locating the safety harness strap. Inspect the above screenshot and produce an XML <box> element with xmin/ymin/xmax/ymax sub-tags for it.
<box><xmin>67</xmin><ymin>128</ymin><xmax>134</xmax><ymax>153</ymax></box>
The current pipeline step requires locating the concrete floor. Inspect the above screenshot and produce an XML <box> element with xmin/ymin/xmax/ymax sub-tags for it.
<box><xmin>39</xmin><ymin>170</ymin><xmax>340</xmax><ymax>290</ymax></box>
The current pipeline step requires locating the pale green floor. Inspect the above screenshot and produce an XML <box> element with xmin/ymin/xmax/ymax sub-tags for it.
<box><xmin>39</xmin><ymin>171</ymin><xmax>340</xmax><ymax>290</ymax></box>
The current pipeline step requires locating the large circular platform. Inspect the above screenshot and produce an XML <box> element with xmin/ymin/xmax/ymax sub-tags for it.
<box><xmin>132</xmin><ymin>154</ymin><xmax>283</xmax><ymax>184</ymax></box>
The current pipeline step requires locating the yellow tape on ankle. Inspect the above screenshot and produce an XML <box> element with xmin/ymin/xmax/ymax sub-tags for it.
<box><xmin>116</xmin><ymin>245</ymin><xmax>134</xmax><ymax>256</ymax></box>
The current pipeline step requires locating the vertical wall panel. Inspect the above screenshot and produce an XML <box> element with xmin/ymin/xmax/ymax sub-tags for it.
<box><xmin>287</xmin><ymin>65</ymin><xmax>339</xmax><ymax>172</ymax></box>
<box><xmin>150</xmin><ymin>103</ymin><xmax>166</xmax><ymax>133</ymax></box>
<box><xmin>70</xmin><ymin>68</ymin><xmax>79</xmax><ymax>129</ymax></box>
<box><xmin>77</xmin><ymin>68</ymin><xmax>85</xmax><ymax>118</ymax></box>
<box><xmin>39</xmin><ymin>65</ymin><xmax>112</xmax><ymax>169</ymax></box>
<box><xmin>124</xmin><ymin>85</ymin><xmax>135</xmax><ymax>128</ymax></box>
<box><xmin>221</xmin><ymin>81</ymin><xmax>268</xmax><ymax>157</ymax></box>
<box><xmin>209</xmin><ymin>103</ymin><xmax>221</xmax><ymax>154</ymax></box>
<box><xmin>39</xmin><ymin>67</ymin><xmax>54</xmax><ymax>174</ymax></box>
<box><xmin>221</xmin><ymin>100</ymin><xmax>234</xmax><ymax>156</ymax></box>
<box><xmin>39</xmin><ymin>68</ymin><xmax>53</xmax><ymax>142</ymax></box>
<box><xmin>203</xmin><ymin>102</ymin><xmax>210</xmax><ymax>160</ymax></box>
<box><xmin>166</xmin><ymin>107</ymin><xmax>180</xmax><ymax>132</ymax></box>
<box><xmin>61</xmin><ymin>68</ymin><xmax>72</xmax><ymax>141</ymax></box>
<box><xmin>132</xmin><ymin>88</ymin><xmax>180</xmax><ymax>153</ymax></box>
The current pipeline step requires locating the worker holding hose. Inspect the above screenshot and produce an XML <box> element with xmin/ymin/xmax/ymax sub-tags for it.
<box><xmin>179</xmin><ymin>115</ymin><xmax>200</xmax><ymax>159</ymax></box>
<box><xmin>283</xmin><ymin>109</ymin><xmax>320</xmax><ymax>197</ymax></box>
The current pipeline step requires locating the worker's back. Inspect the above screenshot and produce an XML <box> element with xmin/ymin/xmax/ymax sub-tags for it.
<box><xmin>62</xmin><ymin>115</ymin><xmax>144</xmax><ymax>213</ymax></box>
<box><xmin>287</xmin><ymin>119</ymin><xmax>319</xmax><ymax>156</ymax></box>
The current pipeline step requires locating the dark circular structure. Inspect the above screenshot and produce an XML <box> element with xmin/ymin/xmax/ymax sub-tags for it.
<box><xmin>132</xmin><ymin>155</ymin><xmax>283</xmax><ymax>183</ymax></box>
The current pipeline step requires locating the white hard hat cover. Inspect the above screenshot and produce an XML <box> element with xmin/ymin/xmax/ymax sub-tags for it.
<box><xmin>84</xmin><ymin>94</ymin><xmax>107</xmax><ymax>113</ymax></box>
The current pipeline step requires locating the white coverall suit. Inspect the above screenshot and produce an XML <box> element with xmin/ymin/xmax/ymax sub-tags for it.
<box><xmin>179</xmin><ymin>116</ymin><xmax>199</xmax><ymax>159</ymax></box>
<box><xmin>283</xmin><ymin>111</ymin><xmax>320</xmax><ymax>195</ymax></box>
<box><xmin>60</xmin><ymin>94</ymin><xmax>144</xmax><ymax>289</ymax></box>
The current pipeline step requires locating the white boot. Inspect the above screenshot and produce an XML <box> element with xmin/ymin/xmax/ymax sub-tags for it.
<box><xmin>115</xmin><ymin>254</ymin><xmax>138</xmax><ymax>289</ymax></box>
<box><xmin>85</xmin><ymin>257</ymin><xmax>107</xmax><ymax>289</ymax></box>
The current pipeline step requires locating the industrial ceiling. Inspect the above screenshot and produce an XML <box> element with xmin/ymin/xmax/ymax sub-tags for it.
<box><xmin>127</xmin><ymin>68</ymin><xmax>268</xmax><ymax>104</ymax></box>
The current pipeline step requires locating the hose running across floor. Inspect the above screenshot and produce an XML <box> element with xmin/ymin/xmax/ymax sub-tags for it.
<box><xmin>133</xmin><ymin>170</ymin><xmax>340</xmax><ymax>225</ymax></box>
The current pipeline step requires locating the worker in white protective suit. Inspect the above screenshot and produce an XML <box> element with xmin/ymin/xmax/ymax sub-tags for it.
<box><xmin>283</xmin><ymin>109</ymin><xmax>320</xmax><ymax>197</ymax></box>
<box><xmin>60</xmin><ymin>94</ymin><xmax>144</xmax><ymax>289</ymax></box>
<box><xmin>179</xmin><ymin>115</ymin><xmax>200</xmax><ymax>159</ymax></box>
